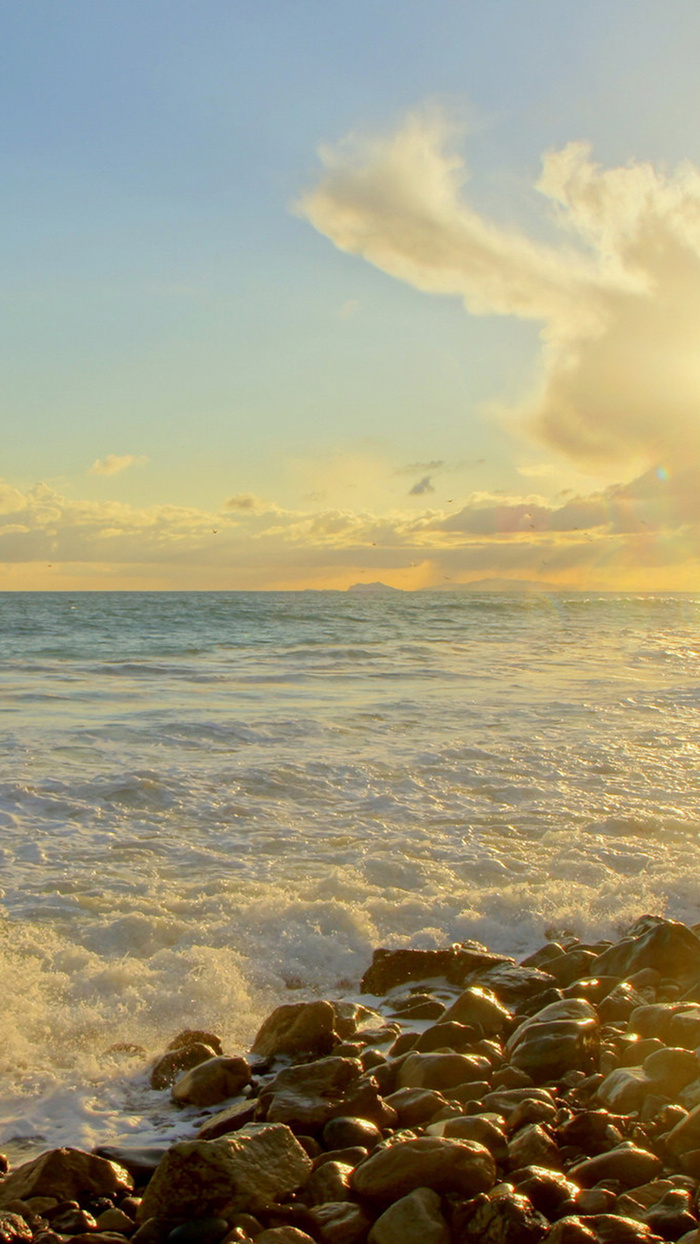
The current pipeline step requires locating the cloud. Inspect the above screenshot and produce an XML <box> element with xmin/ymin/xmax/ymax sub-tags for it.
<box><xmin>88</xmin><ymin>454</ymin><xmax>147</xmax><ymax>477</ymax></box>
<box><xmin>298</xmin><ymin>110</ymin><xmax>700</xmax><ymax>474</ymax></box>
<box><xmin>396</xmin><ymin>459</ymin><xmax>445</xmax><ymax>475</ymax></box>
<box><xmin>409</xmin><ymin>475</ymin><xmax>435</xmax><ymax>496</ymax></box>
<box><xmin>225</xmin><ymin>493</ymin><xmax>265</xmax><ymax>512</ymax></box>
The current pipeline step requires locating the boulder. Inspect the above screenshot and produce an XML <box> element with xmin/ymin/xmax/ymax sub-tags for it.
<box><xmin>171</xmin><ymin>1056</ymin><xmax>251</xmax><ymax>1107</ymax></box>
<box><xmin>507</xmin><ymin>1000</ymin><xmax>599</xmax><ymax>1082</ymax></box>
<box><xmin>506</xmin><ymin>1123</ymin><xmax>561</xmax><ymax>1171</ymax></box>
<box><xmin>252</xmin><ymin>1002</ymin><xmax>339</xmax><ymax>1059</ymax></box>
<box><xmin>396</xmin><ymin>1053</ymin><xmax>490</xmax><ymax>1092</ymax></box>
<box><xmin>150</xmin><ymin>1043</ymin><xmax>219</xmax><ymax>1091</ymax></box>
<box><xmin>300</xmin><ymin>1161</ymin><xmax>354</xmax><ymax>1207</ymax></box>
<box><xmin>308</xmin><ymin>1202</ymin><xmax>373</xmax><ymax>1244</ymax></box>
<box><xmin>450</xmin><ymin>1189</ymin><xmax>548</xmax><ymax>1243</ymax></box>
<box><xmin>350</xmin><ymin>1136</ymin><xmax>495</xmax><ymax>1203</ymax></box>
<box><xmin>568</xmin><ymin>1142</ymin><xmax>662</xmax><ymax>1189</ymax></box>
<box><xmin>591</xmin><ymin>917</ymin><xmax>700</xmax><ymax>984</ymax></box>
<box><xmin>595</xmin><ymin>1067</ymin><xmax>651</xmax><ymax>1113</ymax></box>
<box><xmin>440</xmin><ymin>988</ymin><xmax>512</xmax><ymax>1034</ymax></box>
<box><xmin>0</xmin><ymin>1149</ymin><xmax>134</xmax><ymax>1209</ymax></box>
<box><xmin>136</xmin><ymin>1125</ymin><xmax>312</xmax><ymax>1221</ymax></box>
<box><xmin>261</xmin><ymin>1058</ymin><xmax>394</xmax><ymax>1130</ymax></box>
<box><xmin>360</xmin><ymin>945</ymin><xmax>510</xmax><ymax>994</ymax></box>
<box><xmin>368</xmin><ymin>1188</ymin><xmax>449</xmax><ymax>1244</ymax></box>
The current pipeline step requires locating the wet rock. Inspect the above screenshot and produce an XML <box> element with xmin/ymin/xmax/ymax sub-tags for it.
<box><xmin>643</xmin><ymin>1047</ymin><xmax>700</xmax><ymax>1096</ymax></box>
<box><xmin>396</xmin><ymin>1052</ymin><xmax>490</xmax><ymax>1092</ymax></box>
<box><xmin>172</xmin><ymin>1056</ymin><xmax>252</xmax><ymax>1108</ymax></box>
<box><xmin>544</xmin><ymin>1218</ymin><xmax>598</xmax><ymax>1244</ymax></box>
<box><xmin>474</xmin><ymin>964</ymin><xmax>558</xmax><ymax>1008</ymax></box>
<box><xmin>568</xmin><ymin>1141</ymin><xmax>662</xmax><ymax>1189</ymax></box>
<box><xmin>0</xmin><ymin>1150</ymin><xmax>134</xmax><ymax>1209</ymax></box>
<box><xmin>360</xmin><ymin>945</ymin><xmax>510</xmax><ymax>994</ymax></box>
<box><xmin>167</xmin><ymin>1030</ymin><xmax>223</xmax><ymax>1056</ymax></box>
<box><xmin>314</xmin><ymin>1146</ymin><xmax>368</xmax><ymax>1170</ymax></box>
<box><xmin>507</xmin><ymin>1096</ymin><xmax>559</xmax><ymax>1131</ymax></box>
<box><xmin>387</xmin><ymin>996</ymin><xmax>446</xmax><ymax>1022</ymax></box>
<box><xmin>511</xmin><ymin>1167</ymin><xmax>580</xmax><ymax>1218</ymax></box>
<box><xmin>620</xmin><ymin>1038</ymin><xmax>666</xmax><ymax>1067</ymax></box>
<box><xmin>481</xmin><ymin>1087</ymin><xmax>556</xmax><ymax>1118</ymax></box>
<box><xmin>322</xmin><ymin>1117</ymin><xmax>382</xmax><ymax>1151</ymax></box>
<box><xmin>591</xmin><ymin>917</ymin><xmax>700</xmax><ymax>985</ymax></box>
<box><xmin>663</xmin><ymin>1102</ymin><xmax>700</xmax><ymax>1157</ymax></box>
<box><xmin>506</xmin><ymin>1123</ymin><xmax>561</xmax><ymax>1171</ymax></box>
<box><xmin>0</xmin><ymin>1214</ymin><xmax>33</xmax><ymax>1243</ymax></box>
<box><xmin>557</xmin><ymin>1110</ymin><xmax>625</xmax><ymax>1155</ymax></box>
<box><xmin>450</xmin><ymin>1188</ymin><xmax>548</xmax><ymax>1243</ymax></box>
<box><xmin>383</xmin><ymin>1088</ymin><xmax>448</xmax><ymax>1128</ymax></box>
<box><xmin>197</xmin><ymin>1100</ymin><xmax>258</xmax><ymax>1140</ymax></box>
<box><xmin>96</xmin><ymin>1208</ymin><xmax>136</xmax><ymax>1235</ymax></box>
<box><xmin>668</xmin><ymin>1010</ymin><xmax>700</xmax><ymax>1050</ymax></box>
<box><xmin>545</xmin><ymin>950</ymin><xmax>599</xmax><ymax>989</ymax></box>
<box><xmin>425</xmin><ymin>1115</ymin><xmax>508</xmax><ymax>1163</ymax></box>
<box><xmin>581</xmin><ymin>1213</ymin><xmax>666</xmax><ymax>1242</ymax></box>
<box><xmin>598</xmin><ymin>983</ymin><xmax>648</xmax><ymax>1024</ymax></box>
<box><xmin>49</xmin><ymin>1205</ymin><xmax>98</xmax><ymax>1233</ymax></box>
<box><xmin>150</xmin><ymin>1044</ymin><xmax>219</xmax><ymax>1092</ymax></box>
<box><xmin>368</xmin><ymin>1187</ymin><xmax>449</xmax><ymax>1244</ymax></box>
<box><xmin>628</xmin><ymin>1004</ymin><xmax>694</xmax><ymax>1042</ymax></box>
<box><xmin>300</xmin><ymin>1161</ymin><xmax>354</xmax><ymax>1207</ymax></box>
<box><xmin>413</xmin><ymin>1022</ymin><xmax>478</xmax><ymax>1053</ymax></box>
<box><xmin>507</xmin><ymin>1000</ymin><xmax>599</xmax><ymax>1082</ymax></box>
<box><xmin>136</xmin><ymin>1124</ymin><xmax>313</xmax><ymax>1221</ymax></box>
<box><xmin>165</xmin><ymin>1219</ymin><xmax>229</xmax><ymax>1244</ymax></box>
<box><xmin>251</xmin><ymin>1001</ymin><xmax>340</xmax><ymax>1060</ymax></box>
<box><xmin>595</xmin><ymin>1067</ymin><xmax>651</xmax><ymax>1113</ymax></box>
<box><xmin>260</xmin><ymin>1057</ymin><xmax>363</xmax><ymax>1128</ymax></box>
<box><xmin>256</xmin><ymin>1230</ymin><xmax>316</xmax><ymax>1244</ymax></box>
<box><xmin>350</xmin><ymin>1136</ymin><xmax>496</xmax><ymax>1203</ymax></box>
<box><xmin>440</xmin><ymin>987</ymin><xmax>512</xmax><ymax>1034</ymax></box>
<box><xmin>308</xmin><ymin>1202</ymin><xmax>373</xmax><ymax>1244</ymax></box>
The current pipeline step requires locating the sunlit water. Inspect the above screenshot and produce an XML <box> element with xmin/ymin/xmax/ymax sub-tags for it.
<box><xmin>0</xmin><ymin>589</ymin><xmax>699</xmax><ymax>1157</ymax></box>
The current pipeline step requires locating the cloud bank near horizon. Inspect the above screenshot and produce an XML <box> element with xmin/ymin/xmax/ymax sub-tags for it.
<box><xmin>298</xmin><ymin>110</ymin><xmax>700</xmax><ymax>474</ymax></box>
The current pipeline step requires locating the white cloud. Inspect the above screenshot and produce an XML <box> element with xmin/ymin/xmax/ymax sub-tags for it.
<box><xmin>88</xmin><ymin>454</ymin><xmax>148</xmax><ymax>477</ymax></box>
<box><xmin>299</xmin><ymin>110</ymin><xmax>700</xmax><ymax>475</ymax></box>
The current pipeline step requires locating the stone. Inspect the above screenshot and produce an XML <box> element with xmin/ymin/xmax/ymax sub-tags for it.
<box><xmin>425</xmin><ymin>1115</ymin><xmax>508</xmax><ymax>1163</ymax></box>
<box><xmin>558</xmin><ymin>1110</ymin><xmax>625</xmax><ymax>1155</ymax></box>
<box><xmin>475</xmin><ymin>964</ymin><xmax>558</xmax><ymax>1007</ymax></box>
<box><xmin>568</xmin><ymin>1142</ymin><xmax>662</xmax><ymax>1189</ymax></box>
<box><xmin>322</xmin><ymin>1117</ymin><xmax>382</xmax><ymax>1151</ymax></box>
<box><xmin>598</xmin><ymin>984</ymin><xmax>648</xmax><ymax>1024</ymax></box>
<box><xmin>545</xmin><ymin>1218</ymin><xmax>598</xmax><ymax>1244</ymax></box>
<box><xmin>171</xmin><ymin>1057</ymin><xmax>251</xmax><ymax>1107</ymax></box>
<box><xmin>0</xmin><ymin>1215</ymin><xmax>33</xmax><ymax>1243</ymax></box>
<box><xmin>256</xmin><ymin>1231</ymin><xmax>316</xmax><ymax>1244</ymax></box>
<box><xmin>545</xmin><ymin>950</ymin><xmax>599</xmax><ymax>989</ymax></box>
<box><xmin>512</xmin><ymin>1167</ymin><xmax>580</xmax><ymax>1217</ymax></box>
<box><xmin>360</xmin><ymin>945</ymin><xmax>510</xmax><ymax>994</ymax></box>
<box><xmin>506</xmin><ymin>1123</ymin><xmax>561</xmax><ymax>1171</ymax></box>
<box><xmin>368</xmin><ymin>1188</ymin><xmax>448</xmax><ymax>1244</ymax></box>
<box><xmin>93</xmin><ymin>1147</ymin><xmax>169</xmax><ymax>1180</ymax></box>
<box><xmin>0</xmin><ymin>1150</ymin><xmax>134</xmax><ymax>1209</ymax></box>
<box><xmin>167</xmin><ymin>1030</ymin><xmax>223</xmax><ymax>1055</ymax></box>
<box><xmin>450</xmin><ymin>1189</ymin><xmax>548</xmax><ymax>1243</ymax></box>
<box><xmin>96</xmin><ymin>1208</ymin><xmax>136</xmax><ymax>1235</ymax></box>
<box><xmin>596</xmin><ymin>1067</ymin><xmax>651</xmax><ymax>1113</ymax></box>
<box><xmin>300</xmin><ymin>1162</ymin><xmax>354</xmax><ymax>1207</ymax></box>
<box><xmin>136</xmin><ymin>1125</ymin><xmax>313</xmax><ymax>1222</ymax></box>
<box><xmin>308</xmin><ymin>1203</ymin><xmax>373</xmax><ymax>1244</ymax></box>
<box><xmin>197</xmin><ymin>1101</ymin><xmax>258</xmax><ymax>1140</ymax></box>
<box><xmin>591</xmin><ymin>917</ymin><xmax>700</xmax><ymax>984</ymax></box>
<box><xmin>628</xmin><ymin>1003</ymin><xmax>694</xmax><ymax>1042</ymax></box>
<box><xmin>396</xmin><ymin>1052</ymin><xmax>491</xmax><ymax>1092</ymax></box>
<box><xmin>581</xmin><ymin>1214</ymin><xmax>666</xmax><ymax>1242</ymax></box>
<box><xmin>440</xmin><ymin>987</ymin><xmax>512</xmax><ymax>1034</ymax></box>
<box><xmin>49</xmin><ymin>1206</ymin><xmax>98</xmax><ymax>1233</ymax></box>
<box><xmin>383</xmin><ymin>1088</ymin><xmax>449</xmax><ymax>1128</ymax></box>
<box><xmin>668</xmin><ymin>1010</ymin><xmax>700</xmax><ymax>1049</ymax></box>
<box><xmin>165</xmin><ymin>1220</ymin><xmax>229</xmax><ymax>1244</ymax></box>
<box><xmin>413</xmin><ymin>1022</ymin><xmax>478</xmax><ymax>1053</ymax></box>
<box><xmin>252</xmin><ymin>1001</ymin><xmax>339</xmax><ymax>1060</ymax></box>
<box><xmin>643</xmin><ymin>1048</ymin><xmax>700</xmax><ymax>1096</ymax></box>
<box><xmin>350</xmin><ymin>1136</ymin><xmax>495</xmax><ymax>1202</ymax></box>
<box><xmin>481</xmin><ymin>1087</ymin><xmax>556</xmax><ymax>1117</ymax></box>
<box><xmin>663</xmin><ymin>1103</ymin><xmax>700</xmax><ymax>1157</ymax></box>
<box><xmin>507</xmin><ymin>1000</ymin><xmax>600</xmax><ymax>1082</ymax></box>
<box><xmin>262</xmin><ymin>1059</ymin><xmax>394</xmax><ymax>1130</ymax></box>
<box><xmin>150</xmin><ymin>1044</ymin><xmax>219</xmax><ymax>1091</ymax></box>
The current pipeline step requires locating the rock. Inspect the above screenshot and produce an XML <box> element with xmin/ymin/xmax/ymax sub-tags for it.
<box><xmin>506</xmin><ymin>1123</ymin><xmax>561</xmax><ymax>1171</ymax></box>
<box><xmin>596</xmin><ymin>1067</ymin><xmax>651</xmax><ymax>1113</ymax></box>
<box><xmin>0</xmin><ymin>1214</ymin><xmax>33</xmax><ymax>1243</ymax></box>
<box><xmin>368</xmin><ymin>1188</ymin><xmax>449</xmax><ymax>1244</ymax></box>
<box><xmin>512</xmin><ymin>1167</ymin><xmax>580</xmax><ymax>1217</ymax></box>
<box><xmin>476</xmin><ymin>964</ymin><xmax>559</xmax><ymax>1008</ymax></box>
<box><xmin>197</xmin><ymin>1101</ymin><xmax>258</xmax><ymax>1140</ymax></box>
<box><xmin>668</xmin><ymin>1010</ymin><xmax>700</xmax><ymax>1049</ymax></box>
<box><xmin>300</xmin><ymin>1161</ymin><xmax>354</xmax><ymax>1207</ymax></box>
<box><xmin>545</xmin><ymin>1218</ymin><xmax>598</xmax><ymax>1244</ymax></box>
<box><xmin>351</xmin><ymin>1136</ymin><xmax>495</xmax><ymax>1202</ymax></box>
<box><xmin>360</xmin><ymin>945</ymin><xmax>510</xmax><ymax>994</ymax></box>
<box><xmin>322</xmin><ymin>1118</ymin><xmax>382</xmax><ymax>1151</ymax></box>
<box><xmin>643</xmin><ymin>1048</ymin><xmax>700</xmax><ymax>1096</ymax></box>
<box><xmin>481</xmin><ymin>1087</ymin><xmax>556</xmax><ymax>1118</ymax></box>
<box><xmin>450</xmin><ymin>1189</ymin><xmax>548</xmax><ymax>1243</ymax></box>
<box><xmin>49</xmin><ymin>1206</ymin><xmax>98</xmax><ymax>1233</ymax></box>
<box><xmin>568</xmin><ymin>1142</ymin><xmax>662</xmax><ymax>1189</ymax></box>
<box><xmin>261</xmin><ymin>1058</ymin><xmax>394</xmax><ymax>1130</ymax></box>
<box><xmin>507</xmin><ymin>1000</ymin><xmax>599</xmax><ymax>1082</ymax></box>
<box><xmin>425</xmin><ymin>1115</ymin><xmax>508</xmax><ymax>1163</ymax></box>
<box><xmin>314</xmin><ymin>1146</ymin><xmax>368</xmax><ymax>1170</ymax></box>
<box><xmin>591</xmin><ymin>917</ymin><xmax>700</xmax><ymax>984</ymax></box>
<box><xmin>171</xmin><ymin>1057</ymin><xmax>251</xmax><ymax>1107</ymax></box>
<box><xmin>165</xmin><ymin>1220</ymin><xmax>229</xmax><ymax>1244</ymax></box>
<box><xmin>150</xmin><ymin>1044</ymin><xmax>219</xmax><ymax>1091</ymax></box>
<box><xmin>93</xmin><ymin>1147</ymin><xmax>170</xmax><ymax>1180</ymax></box>
<box><xmin>136</xmin><ymin>1125</ymin><xmax>313</xmax><ymax>1222</ymax></box>
<box><xmin>256</xmin><ymin>1231</ymin><xmax>316</xmax><ymax>1244</ymax></box>
<box><xmin>396</xmin><ymin>1052</ymin><xmax>491</xmax><ymax>1092</ymax></box>
<box><xmin>167</xmin><ymin>1030</ymin><xmax>223</xmax><ymax>1056</ymax></box>
<box><xmin>663</xmin><ymin>1103</ymin><xmax>700</xmax><ymax>1157</ymax></box>
<box><xmin>545</xmin><ymin>950</ymin><xmax>599</xmax><ymax>989</ymax></box>
<box><xmin>413</xmin><ymin>1022</ymin><xmax>478</xmax><ymax>1053</ymax></box>
<box><xmin>628</xmin><ymin>1004</ymin><xmax>694</xmax><ymax>1042</ymax></box>
<box><xmin>598</xmin><ymin>984</ymin><xmax>648</xmax><ymax>1024</ymax></box>
<box><xmin>558</xmin><ymin>1110</ymin><xmax>624</xmax><ymax>1155</ymax></box>
<box><xmin>95</xmin><ymin>1208</ymin><xmax>136</xmax><ymax>1235</ymax></box>
<box><xmin>581</xmin><ymin>1214</ymin><xmax>666</xmax><ymax>1242</ymax></box>
<box><xmin>252</xmin><ymin>1002</ymin><xmax>340</xmax><ymax>1059</ymax></box>
<box><xmin>388</xmin><ymin>996</ymin><xmax>446</xmax><ymax>1022</ymax></box>
<box><xmin>440</xmin><ymin>987</ymin><xmax>512</xmax><ymax>1034</ymax></box>
<box><xmin>308</xmin><ymin>1203</ymin><xmax>373</xmax><ymax>1244</ymax></box>
<box><xmin>383</xmin><ymin>1088</ymin><xmax>449</xmax><ymax>1128</ymax></box>
<box><xmin>0</xmin><ymin>1150</ymin><xmax>134</xmax><ymax>1209</ymax></box>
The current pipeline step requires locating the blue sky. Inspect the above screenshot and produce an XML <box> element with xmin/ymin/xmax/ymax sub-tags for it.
<box><xmin>4</xmin><ymin>1</ymin><xmax>700</xmax><ymax>588</ymax></box>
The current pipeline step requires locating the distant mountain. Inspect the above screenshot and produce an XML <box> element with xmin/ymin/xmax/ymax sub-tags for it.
<box><xmin>433</xmin><ymin>577</ymin><xmax>562</xmax><ymax>593</ymax></box>
<box><xmin>347</xmin><ymin>581</ymin><xmax>403</xmax><ymax>593</ymax></box>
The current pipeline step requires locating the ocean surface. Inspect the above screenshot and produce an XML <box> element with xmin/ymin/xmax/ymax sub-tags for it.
<box><xmin>1</xmin><ymin>589</ymin><xmax>699</xmax><ymax>1158</ymax></box>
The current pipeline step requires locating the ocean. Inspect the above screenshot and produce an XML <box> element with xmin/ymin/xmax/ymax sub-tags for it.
<box><xmin>1</xmin><ymin>589</ymin><xmax>699</xmax><ymax>1159</ymax></box>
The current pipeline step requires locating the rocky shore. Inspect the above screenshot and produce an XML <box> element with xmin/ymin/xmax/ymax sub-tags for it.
<box><xmin>6</xmin><ymin>917</ymin><xmax>700</xmax><ymax>1244</ymax></box>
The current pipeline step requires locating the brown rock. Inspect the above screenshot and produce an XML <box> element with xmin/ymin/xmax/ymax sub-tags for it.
<box><xmin>512</xmin><ymin>1167</ymin><xmax>580</xmax><ymax>1217</ymax></box>
<box><xmin>440</xmin><ymin>987</ymin><xmax>512</xmax><ymax>1034</ymax></box>
<box><xmin>167</xmin><ymin>1029</ymin><xmax>223</xmax><ymax>1055</ymax></box>
<box><xmin>426</xmin><ymin>1115</ymin><xmax>508</xmax><ymax>1163</ymax></box>
<box><xmin>591</xmin><ymin>916</ymin><xmax>700</xmax><ymax>984</ymax></box>
<box><xmin>256</xmin><ymin>1231</ymin><xmax>316</xmax><ymax>1244</ymax></box>
<box><xmin>0</xmin><ymin>1150</ymin><xmax>134</xmax><ymax>1209</ymax></box>
<box><xmin>643</xmin><ymin>1047</ymin><xmax>700</xmax><ymax>1096</ymax></box>
<box><xmin>582</xmin><ymin>1214</ymin><xmax>666</xmax><ymax>1242</ymax></box>
<box><xmin>506</xmin><ymin>1123</ymin><xmax>561</xmax><ymax>1171</ymax></box>
<box><xmin>350</xmin><ymin>1136</ymin><xmax>495</xmax><ymax>1203</ymax></box>
<box><xmin>262</xmin><ymin>1058</ymin><xmax>394</xmax><ymax>1131</ymax></box>
<box><xmin>0</xmin><ymin>1214</ymin><xmax>33</xmax><ymax>1243</ymax></box>
<box><xmin>595</xmin><ymin>1067</ymin><xmax>651</xmax><ymax>1113</ymax></box>
<box><xmin>308</xmin><ymin>1202</ymin><xmax>372</xmax><ymax>1244</ymax></box>
<box><xmin>396</xmin><ymin>1052</ymin><xmax>490</xmax><ymax>1093</ymax></box>
<box><xmin>507</xmin><ymin>999</ymin><xmax>599</xmax><ymax>1082</ymax></box>
<box><xmin>450</xmin><ymin>1189</ymin><xmax>548</xmax><ymax>1243</ymax></box>
<box><xmin>474</xmin><ymin>964</ymin><xmax>558</xmax><ymax>1007</ymax></box>
<box><xmin>368</xmin><ymin>1188</ymin><xmax>449</xmax><ymax>1244</ymax></box>
<box><xmin>252</xmin><ymin>1001</ymin><xmax>339</xmax><ymax>1059</ymax></box>
<box><xmin>150</xmin><ymin>1043</ymin><xmax>219</xmax><ymax>1091</ymax></box>
<box><xmin>545</xmin><ymin>1218</ymin><xmax>598</xmax><ymax>1244</ymax></box>
<box><xmin>383</xmin><ymin>1088</ymin><xmax>449</xmax><ymax>1128</ymax></box>
<box><xmin>322</xmin><ymin>1118</ymin><xmax>381</xmax><ymax>1151</ymax></box>
<box><xmin>300</xmin><ymin>1161</ymin><xmax>354</xmax><ymax>1207</ymax></box>
<box><xmin>197</xmin><ymin>1100</ymin><xmax>258</xmax><ymax>1140</ymax></box>
<box><xmin>360</xmin><ymin>945</ymin><xmax>510</xmax><ymax>994</ymax></box>
<box><xmin>95</xmin><ymin>1208</ymin><xmax>136</xmax><ymax>1235</ymax></box>
<box><xmin>171</xmin><ymin>1056</ymin><xmax>251</xmax><ymax>1107</ymax></box>
<box><xmin>663</xmin><ymin>1102</ymin><xmax>700</xmax><ymax>1156</ymax></box>
<box><xmin>568</xmin><ymin>1142</ymin><xmax>662</xmax><ymax>1189</ymax></box>
<box><xmin>136</xmin><ymin>1125</ymin><xmax>312</xmax><ymax>1222</ymax></box>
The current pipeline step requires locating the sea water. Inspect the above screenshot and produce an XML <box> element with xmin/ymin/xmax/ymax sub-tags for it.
<box><xmin>0</xmin><ymin>589</ymin><xmax>699</xmax><ymax>1157</ymax></box>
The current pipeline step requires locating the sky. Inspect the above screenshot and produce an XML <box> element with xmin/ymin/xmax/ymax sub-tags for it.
<box><xmin>4</xmin><ymin>1</ymin><xmax>700</xmax><ymax>590</ymax></box>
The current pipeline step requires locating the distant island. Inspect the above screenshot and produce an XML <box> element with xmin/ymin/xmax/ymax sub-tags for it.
<box><xmin>346</xmin><ymin>578</ymin><xmax>561</xmax><ymax>593</ymax></box>
<box><xmin>347</xmin><ymin>581</ymin><xmax>403</xmax><ymax>593</ymax></box>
